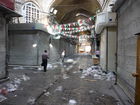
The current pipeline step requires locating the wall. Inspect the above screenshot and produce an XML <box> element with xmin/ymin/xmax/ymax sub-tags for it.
<box><xmin>59</xmin><ymin>38</ymin><xmax>76</xmax><ymax>57</ymax></box>
<box><xmin>108</xmin><ymin>27</ymin><xmax>116</xmax><ymax>71</ymax></box>
<box><xmin>0</xmin><ymin>13</ymin><xmax>6</xmax><ymax>78</ymax></box>
<box><xmin>9</xmin><ymin>31</ymin><xmax>56</xmax><ymax>65</ymax></box>
<box><xmin>100</xmin><ymin>29</ymin><xmax>107</xmax><ymax>70</ymax></box>
<box><xmin>8</xmin><ymin>30</ymin><xmax>76</xmax><ymax>66</ymax></box>
<box><xmin>117</xmin><ymin>0</ymin><xmax>140</xmax><ymax>101</ymax></box>
<box><xmin>100</xmin><ymin>27</ymin><xmax>116</xmax><ymax>71</ymax></box>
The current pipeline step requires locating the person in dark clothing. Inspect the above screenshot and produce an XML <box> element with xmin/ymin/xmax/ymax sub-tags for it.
<box><xmin>42</xmin><ymin>50</ymin><xmax>49</xmax><ymax>72</ymax></box>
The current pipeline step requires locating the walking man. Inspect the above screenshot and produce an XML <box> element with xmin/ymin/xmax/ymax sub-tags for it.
<box><xmin>42</xmin><ymin>50</ymin><xmax>49</xmax><ymax>72</ymax></box>
<box><xmin>61</xmin><ymin>50</ymin><xmax>65</xmax><ymax>63</ymax></box>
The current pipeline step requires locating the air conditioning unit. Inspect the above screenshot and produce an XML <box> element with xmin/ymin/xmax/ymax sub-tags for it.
<box><xmin>95</xmin><ymin>12</ymin><xmax>117</xmax><ymax>34</ymax></box>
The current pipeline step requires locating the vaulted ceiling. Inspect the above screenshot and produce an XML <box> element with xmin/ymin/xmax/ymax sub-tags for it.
<box><xmin>50</xmin><ymin>0</ymin><xmax>101</xmax><ymax>23</ymax></box>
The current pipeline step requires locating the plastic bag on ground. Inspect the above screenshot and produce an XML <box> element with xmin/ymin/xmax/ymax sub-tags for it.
<box><xmin>63</xmin><ymin>74</ymin><xmax>69</xmax><ymax>79</ymax></box>
<box><xmin>22</xmin><ymin>74</ymin><xmax>30</xmax><ymax>81</ymax></box>
<box><xmin>6</xmin><ymin>83</ymin><xmax>19</xmax><ymax>92</ymax></box>
<box><xmin>0</xmin><ymin>94</ymin><xmax>7</xmax><ymax>102</ymax></box>
<box><xmin>55</xmin><ymin>86</ymin><xmax>63</xmax><ymax>92</ymax></box>
<box><xmin>68</xmin><ymin>99</ymin><xmax>77</xmax><ymax>105</ymax></box>
<box><xmin>47</xmin><ymin>64</ymin><xmax>53</xmax><ymax>70</ymax></box>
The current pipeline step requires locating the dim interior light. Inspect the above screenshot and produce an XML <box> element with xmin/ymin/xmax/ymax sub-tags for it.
<box><xmin>85</xmin><ymin>46</ymin><xmax>91</xmax><ymax>52</ymax></box>
<box><xmin>32</xmin><ymin>44</ymin><xmax>37</xmax><ymax>48</ymax></box>
<box><xmin>49</xmin><ymin>43</ymin><xmax>53</xmax><ymax>48</ymax></box>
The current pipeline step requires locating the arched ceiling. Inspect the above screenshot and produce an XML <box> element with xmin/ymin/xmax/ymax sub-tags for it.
<box><xmin>50</xmin><ymin>0</ymin><xmax>101</xmax><ymax>23</ymax></box>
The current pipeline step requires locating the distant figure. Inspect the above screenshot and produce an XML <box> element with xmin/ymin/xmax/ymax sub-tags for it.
<box><xmin>42</xmin><ymin>50</ymin><xmax>49</xmax><ymax>72</ymax></box>
<box><xmin>61</xmin><ymin>50</ymin><xmax>65</xmax><ymax>63</ymax></box>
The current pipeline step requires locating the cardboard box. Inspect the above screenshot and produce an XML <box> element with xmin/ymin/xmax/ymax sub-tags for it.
<box><xmin>93</xmin><ymin>58</ymin><xmax>99</xmax><ymax>65</ymax></box>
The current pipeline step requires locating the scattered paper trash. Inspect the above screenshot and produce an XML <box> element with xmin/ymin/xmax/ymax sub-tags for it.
<box><xmin>73</xmin><ymin>71</ymin><xmax>77</xmax><ymax>74</ymax></box>
<box><xmin>89</xmin><ymin>90</ymin><xmax>95</xmax><ymax>94</ymax></box>
<box><xmin>13</xmin><ymin>66</ymin><xmax>24</xmax><ymax>70</ymax></box>
<box><xmin>55</xmin><ymin>86</ymin><xmax>63</xmax><ymax>92</ymax></box>
<box><xmin>0</xmin><ymin>94</ymin><xmax>7</xmax><ymax>102</ymax></box>
<box><xmin>54</xmin><ymin>65</ymin><xmax>58</xmax><ymax>68</ymax></box>
<box><xmin>27</xmin><ymin>97</ymin><xmax>35</xmax><ymax>105</ymax></box>
<box><xmin>22</xmin><ymin>74</ymin><xmax>30</xmax><ymax>81</ymax></box>
<box><xmin>80</xmin><ymin>75</ymin><xmax>85</xmax><ymax>79</ymax></box>
<box><xmin>66</xmin><ymin>59</ymin><xmax>74</xmax><ymax>63</ymax></box>
<box><xmin>14</xmin><ymin>78</ymin><xmax>21</xmax><ymax>84</ymax></box>
<box><xmin>106</xmin><ymin>72</ymin><xmax>116</xmax><ymax>81</ymax></box>
<box><xmin>47</xmin><ymin>64</ymin><xmax>53</xmax><ymax>70</ymax></box>
<box><xmin>81</xmin><ymin>66</ymin><xmax>116</xmax><ymax>81</ymax></box>
<box><xmin>6</xmin><ymin>83</ymin><xmax>18</xmax><ymax>92</ymax></box>
<box><xmin>49</xmin><ymin>83</ymin><xmax>53</xmax><ymax>86</ymax></box>
<box><xmin>63</xmin><ymin>74</ymin><xmax>69</xmax><ymax>79</ymax></box>
<box><xmin>94</xmin><ymin>74</ymin><xmax>101</xmax><ymax>80</ymax></box>
<box><xmin>14</xmin><ymin>95</ymin><xmax>17</xmax><ymax>97</ymax></box>
<box><xmin>68</xmin><ymin>99</ymin><xmax>77</xmax><ymax>105</ymax></box>
<box><xmin>44</xmin><ymin>92</ymin><xmax>50</xmax><ymax>96</ymax></box>
<box><xmin>38</xmin><ymin>66</ymin><xmax>43</xmax><ymax>71</ymax></box>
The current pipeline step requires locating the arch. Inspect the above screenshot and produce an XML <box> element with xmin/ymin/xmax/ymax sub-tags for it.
<box><xmin>22</xmin><ymin>1</ymin><xmax>40</xmax><ymax>23</ymax></box>
<box><xmin>60</xmin><ymin>8</ymin><xmax>93</xmax><ymax>23</ymax></box>
<box><xmin>49</xmin><ymin>0</ymin><xmax>101</xmax><ymax>22</ymax></box>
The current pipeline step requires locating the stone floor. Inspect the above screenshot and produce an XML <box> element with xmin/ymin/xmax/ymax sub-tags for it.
<box><xmin>0</xmin><ymin>54</ymin><xmax>133</xmax><ymax>105</ymax></box>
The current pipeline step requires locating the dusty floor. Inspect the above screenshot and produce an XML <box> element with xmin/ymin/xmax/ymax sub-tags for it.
<box><xmin>0</xmin><ymin>54</ymin><xmax>133</xmax><ymax>105</ymax></box>
<box><xmin>35</xmin><ymin>55</ymin><xmax>119</xmax><ymax>105</ymax></box>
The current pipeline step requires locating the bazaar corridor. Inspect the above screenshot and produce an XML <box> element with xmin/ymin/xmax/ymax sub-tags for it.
<box><xmin>0</xmin><ymin>0</ymin><xmax>140</xmax><ymax>105</ymax></box>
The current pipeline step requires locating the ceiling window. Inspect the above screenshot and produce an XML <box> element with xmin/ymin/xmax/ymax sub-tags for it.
<box><xmin>22</xmin><ymin>2</ymin><xmax>40</xmax><ymax>23</ymax></box>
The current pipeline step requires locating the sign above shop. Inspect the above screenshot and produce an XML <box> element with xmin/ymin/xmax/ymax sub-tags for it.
<box><xmin>0</xmin><ymin>0</ymin><xmax>15</xmax><ymax>10</ymax></box>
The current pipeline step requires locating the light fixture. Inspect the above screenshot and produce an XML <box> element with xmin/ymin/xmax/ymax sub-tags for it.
<box><xmin>32</xmin><ymin>43</ymin><xmax>37</xmax><ymax>48</ymax></box>
<box><xmin>50</xmin><ymin>7</ymin><xmax>54</xmax><ymax>12</ymax></box>
<box><xmin>49</xmin><ymin>43</ymin><xmax>53</xmax><ymax>48</ymax></box>
<box><xmin>53</xmin><ymin>9</ymin><xmax>58</xmax><ymax>15</ymax></box>
<box><xmin>85</xmin><ymin>46</ymin><xmax>91</xmax><ymax>52</ymax></box>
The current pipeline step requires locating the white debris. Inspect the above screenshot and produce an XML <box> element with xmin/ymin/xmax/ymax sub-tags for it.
<box><xmin>49</xmin><ymin>83</ymin><xmax>53</xmax><ymax>86</ymax></box>
<box><xmin>3</xmin><ymin>74</ymin><xmax>30</xmax><ymax>93</ymax></box>
<box><xmin>66</xmin><ymin>59</ymin><xmax>74</xmax><ymax>63</ymax></box>
<box><xmin>13</xmin><ymin>66</ymin><xmax>24</xmax><ymax>70</ymax></box>
<box><xmin>106</xmin><ymin>72</ymin><xmax>116</xmax><ymax>81</ymax></box>
<box><xmin>63</xmin><ymin>74</ymin><xmax>69</xmax><ymax>79</ymax></box>
<box><xmin>81</xmin><ymin>66</ymin><xmax>116</xmax><ymax>81</ymax></box>
<box><xmin>22</xmin><ymin>75</ymin><xmax>30</xmax><ymax>81</ymax></box>
<box><xmin>94</xmin><ymin>74</ymin><xmax>101</xmax><ymax>80</ymax></box>
<box><xmin>0</xmin><ymin>94</ymin><xmax>7</xmax><ymax>102</ymax></box>
<box><xmin>44</xmin><ymin>92</ymin><xmax>50</xmax><ymax>96</ymax></box>
<box><xmin>47</xmin><ymin>64</ymin><xmax>53</xmax><ymax>70</ymax></box>
<box><xmin>14</xmin><ymin>95</ymin><xmax>17</xmax><ymax>97</ymax></box>
<box><xmin>38</xmin><ymin>66</ymin><xmax>43</xmax><ymax>71</ymax></box>
<box><xmin>14</xmin><ymin>78</ymin><xmax>21</xmax><ymax>84</ymax></box>
<box><xmin>64</xmin><ymin>65</ymin><xmax>67</xmax><ymax>68</ymax></box>
<box><xmin>55</xmin><ymin>86</ymin><xmax>63</xmax><ymax>92</ymax></box>
<box><xmin>80</xmin><ymin>75</ymin><xmax>85</xmax><ymax>79</ymax></box>
<box><xmin>68</xmin><ymin>99</ymin><xmax>77</xmax><ymax>105</ymax></box>
<box><xmin>6</xmin><ymin>83</ymin><xmax>18</xmax><ymax>92</ymax></box>
<box><xmin>89</xmin><ymin>90</ymin><xmax>94</xmax><ymax>94</ymax></box>
<box><xmin>27</xmin><ymin>97</ymin><xmax>35</xmax><ymax>105</ymax></box>
<box><xmin>73</xmin><ymin>71</ymin><xmax>79</xmax><ymax>74</ymax></box>
<box><xmin>53</xmin><ymin>65</ymin><xmax>58</xmax><ymax>68</ymax></box>
<box><xmin>6</xmin><ymin>77</ymin><xmax>22</xmax><ymax>92</ymax></box>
